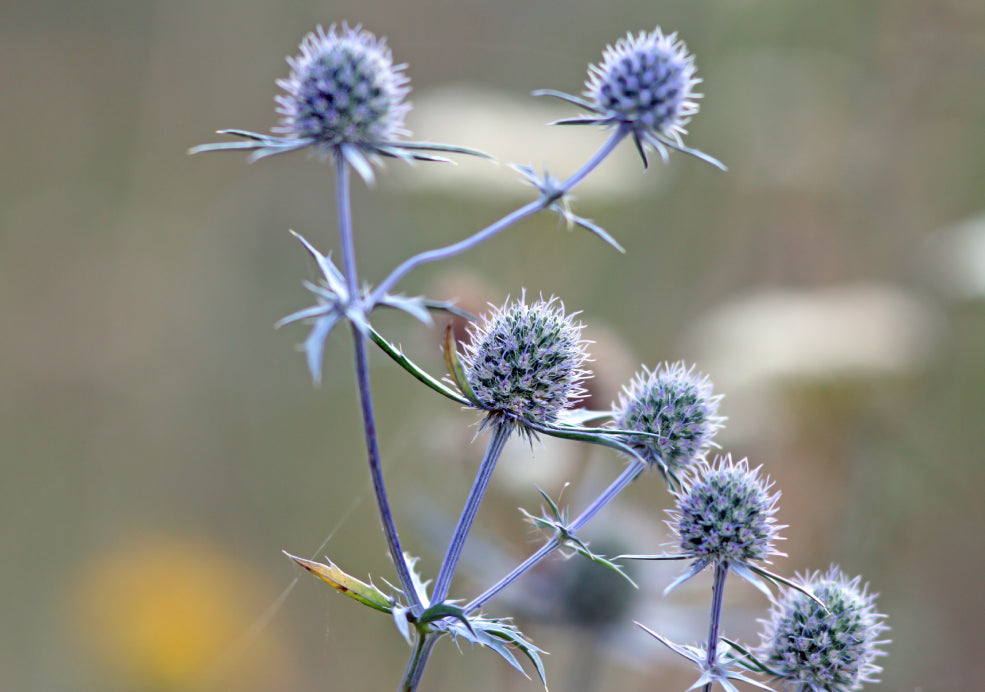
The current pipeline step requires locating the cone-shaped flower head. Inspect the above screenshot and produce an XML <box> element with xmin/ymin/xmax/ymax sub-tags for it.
<box><xmin>669</xmin><ymin>455</ymin><xmax>783</xmax><ymax>574</ymax></box>
<box><xmin>275</xmin><ymin>24</ymin><xmax>410</xmax><ymax>153</ymax></box>
<box><xmin>586</xmin><ymin>28</ymin><xmax>699</xmax><ymax>144</ymax></box>
<box><xmin>461</xmin><ymin>296</ymin><xmax>590</xmax><ymax>430</ymax></box>
<box><xmin>613</xmin><ymin>361</ymin><xmax>723</xmax><ymax>473</ymax></box>
<box><xmin>759</xmin><ymin>566</ymin><xmax>889</xmax><ymax>691</ymax></box>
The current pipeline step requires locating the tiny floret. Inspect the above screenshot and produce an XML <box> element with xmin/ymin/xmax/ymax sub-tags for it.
<box><xmin>759</xmin><ymin>566</ymin><xmax>890</xmax><ymax>691</ymax></box>
<box><xmin>669</xmin><ymin>455</ymin><xmax>783</xmax><ymax>572</ymax></box>
<box><xmin>461</xmin><ymin>296</ymin><xmax>590</xmax><ymax>430</ymax></box>
<box><xmin>613</xmin><ymin>361</ymin><xmax>722</xmax><ymax>473</ymax></box>
<box><xmin>275</xmin><ymin>24</ymin><xmax>410</xmax><ymax>152</ymax></box>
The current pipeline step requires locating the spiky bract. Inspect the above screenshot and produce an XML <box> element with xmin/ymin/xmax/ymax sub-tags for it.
<box><xmin>759</xmin><ymin>566</ymin><xmax>889</xmax><ymax>691</ymax></box>
<box><xmin>613</xmin><ymin>361</ymin><xmax>722</xmax><ymax>473</ymax></box>
<box><xmin>461</xmin><ymin>297</ymin><xmax>590</xmax><ymax>430</ymax></box>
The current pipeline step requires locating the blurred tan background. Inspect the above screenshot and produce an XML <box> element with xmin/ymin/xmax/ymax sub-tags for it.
<box><xmin>2</xmin><ymin>1</ymin><xmax>984</xmax><ymax>690</ymax></box>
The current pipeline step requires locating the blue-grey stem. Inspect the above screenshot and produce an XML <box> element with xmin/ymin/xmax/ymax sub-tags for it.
<box><xmin>431</xmin><ymin>422</ymin><xmax>512</xmax><ymax>605</ymax></box>
<box><xmin>334</xmin><ymin>154</ymin><xmax>422</xmax><ymax>613</ymax></box>
<box><xmin>703</xmin><ymin>560</ymin><xmax>729</xmax><ymax>692</ymax></box>
<box><xmin>400</xmin><ymin>631</ymin><xmax>439</xmax><ymax>692</ymax></box>
<box><xmin>369</xmin><ymin>125</ymin><xmax>630</xmax><ymax>304</ymax></box>
<box><xmin>465</xmin><ymin>458</ymin><xmax>644</xmax><ymax>614</ymax></box>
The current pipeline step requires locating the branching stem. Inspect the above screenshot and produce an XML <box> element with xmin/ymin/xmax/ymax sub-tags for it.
<box><xmin>370</xmin><ymin>125</ymin><xmax>629</xmax><ymax>303</ymax></box>
<box><xmin>432</xmin><ymin>422</ymin><xmax>512</xmax><ymax>604</ymax></box>
<box><xmin>465</xmin><ymin>458</ymin><xmax>644</xmax><ymax>614</ymax></box>
<box><xmin>335</xmin><ymin>154</ymin><xmax>421</xmax><ymax>612</ymax></box>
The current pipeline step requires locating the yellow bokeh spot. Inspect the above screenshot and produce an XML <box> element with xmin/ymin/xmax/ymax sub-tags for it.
<box><xmin>72</xmin><ymin>534</ymin><xmax>295</xmax><ymax>691</ymax></box>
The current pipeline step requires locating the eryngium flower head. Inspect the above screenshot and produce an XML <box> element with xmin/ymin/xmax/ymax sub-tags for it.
<box><xmin>669</xmin><ymin>455</ymin><xmax>783</xmax><ymax>572</ymax></box>
<box><xmin>586</xmin><ymin>29</ymin><xmax>699</xmax><ymax>144</ymax></box>
<box><xmin>189</xmin><ymin>25</ymin><xmax>487</xmax><ymax>182</ymax></box>
<box><xmin>759</xmin><ymin>567</ymin><xmax>890</xmax><ymax>691</ymax></box>
<box><xmin>613</xmin><ymin>362</ymin><xmax>723</xmax><ymax>473</ymax></box>
<box><xmin>461</xmin><ymin>296</ymin><xmax>590</xmax><ymax>429</ymax></box>
<box><xmin>275</xmin><ymin>24</ymin><xmax>410</xmax><ymax>154</ymax></box>
<box><xmin>536</xmin><ymin>27</ymin><xmax>724</xmax><ymax>170</ymax></box>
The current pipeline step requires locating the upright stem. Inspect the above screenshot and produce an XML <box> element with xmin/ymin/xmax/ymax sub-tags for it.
<box><xmin>702</xmin><ymin>561</ymin><xmax>729</xmax><ymax>692</ymax></box>
<box><xmin>432</xmin><ymin>422</ymin><xmax>512</xmax><ymax>604</ymax></box>
<box><xmin>465</xmin><ymin>460</ymin><xmax>645</xmax><ymax>614</ymax></box>
<box><xmin>400</xmin><ymin>631</ymin><xmax>439</xmax><ymax>692</ymax></box>
<box><xmin>370</xmin><ymin>126</ymin><xmax>629</xmax><ymax>303</ymax></box>
<box><xmin>334</xmin><ymin>154</ymin><xmax>421</xmax><ymax>612</ymax></box>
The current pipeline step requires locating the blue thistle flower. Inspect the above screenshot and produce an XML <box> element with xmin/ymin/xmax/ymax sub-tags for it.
<box><xmin>190</xmin><ymin>24</ymin><xmax>487</xmax><ymax>183</ymax></box>
<box><xmin>536</xmin><ymin>27</ymin><xmax>725</xmax><ymax>170</ymax></box>
<box><xmin>274</xmin><ymin>24</ymin><xmax>411</xmax><ymax>157</ymax></box>
<box><xmin>759</xmin><ymin>566</ymin><xmax>890</xmax><ymax>691</ymax></box>
<box><xmin>666</xmin><ymin>455</ymin><xmax>784</xmax><ymax>590</ymax></box>
<box><xmin>460</xmin><ymin>296</ymin><xmax>591</xmax><ymax>432</ymax></box>
<box><xmin>613</xmin><ymin>361</ymin><xmax>723</xmax><ymax>475</ymax></box>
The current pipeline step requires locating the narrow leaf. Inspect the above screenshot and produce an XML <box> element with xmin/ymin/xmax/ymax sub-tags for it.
<box><xmin>366</xmin><ymin>325</ymin><xmax>470</xmax><ymax>405</ymax></box>
<box><xmin>442</xmin><ymin>324</ymin><xmax>481</xmax><ymax>405</ymax></box>
<box><xmin>285</xmin><ymin>552</ymin><xmax>393</xmax><ymax>614</ymax></box>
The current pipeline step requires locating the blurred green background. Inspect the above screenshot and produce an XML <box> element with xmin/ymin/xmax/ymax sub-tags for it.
<box><xmin>2</xmin><ymin>0</ymin><xmax>984</xmax><ymax>690</ymax></box>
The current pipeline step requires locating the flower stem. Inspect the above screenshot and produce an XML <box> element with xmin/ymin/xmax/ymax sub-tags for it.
<box><xmin>334</xmin><ymin>153</ymin><xmax>421</xmax><ymax>612</ymax></box>
<box><xmin>400</xmin><ymin>631</ymin><xmax>439</xmax><ymax>692</ymax></box>
<box><xmin>432</xmin><ymin>422</ymin><xmax>512</xmax><ymax>604</ymax></box>
<box><xmin>465</xmin><ymin>459</ymin><xmax>644</xmax><ymax>614</ymax></box>
<box><xmin>370</xmin><ymin>126</ymin><xmax>630</xmax><ymax>303</ymax></box>
<box><xmin>703</xmin><ymin>561</ymin><xmax>729</xmax><ymax>692</ymax></box>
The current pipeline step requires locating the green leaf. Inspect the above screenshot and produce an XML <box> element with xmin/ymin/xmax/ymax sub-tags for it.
<box><xmin>417</xmin><ymin>602</ymin><xmax>475</xmax><ymax>636</ymax></box>
<box><xmin>720</xmin><ymin>637</ymin><xmax>781</xmax><ymax>675</ymax></box>
<box><xmin>441</xmin><ymin>324</ymin><xmax>482</xmax><ymax>406</ymax></box>
<box><xmin>285</xmin><ymin>552</ymin><xmax>393</xmax><ymax>614</ymax></box>
<box><xmin>749</xmin><ymin>565</ymin><xmax>827</xmax><ymax>609</ymax></box>
<box><xmin>365</xmin><ymin>325</ymin><xmax>470</xmax><ymax>405</ymax></box>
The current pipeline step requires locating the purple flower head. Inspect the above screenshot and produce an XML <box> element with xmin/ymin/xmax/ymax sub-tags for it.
<box><xmin>585</xmin><ymin>28</ymin><xmax>700</xmax><ymax>146</ymax></box>
<box><xmin>669</xmin><ymin>455</ymin><xmax>784</xmax><ymax>574</ymax></box>
<box><xmin>613</xmin><ymin>361</ymin><xmax>723</xmax><ymax>473</ymax></box>
<box><xmin>190</xmin><ymin>24</ymin><xmax>487</xmax><ymax>182</ymax></box>
<box><xmin>759</xmin><ymin>566</ymin><xmax>890</xmax><ymax>691</ymax></box>
<box><xmin>536</xmin><ymin>27</ymin><xmax>724</xmax><ymax>170</ymax></box>
<box><xmin>275</xmin><ymin>24</ymin><xmax>411</xmax><ymax>154</ymax></box>
<box><xmin>461</xmin><ymin>296</ymin><xmax>591</xmax><ymax>431</ymax></box>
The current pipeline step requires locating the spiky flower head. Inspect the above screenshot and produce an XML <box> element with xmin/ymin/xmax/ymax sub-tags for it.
<box><xmin>759</xmin><ymin>566</ymin><xmax>890</xmax><ymax>691</ymax></box>
<box><xmin>586</xmin><ymin>29</ymin><xmax>698</xmax><ymax>143</ymax></box>
<box><xmin>275</xmin><ymin>24</ymin><xmax>410</xmax><ymax>154</ymax></box>
<box><xmin>189</xmin><ymin>24</ymin><xmax>487</xmax><ymax>182</ymax></box>
<box><xmin>613</xmin><ymin>361</ymin><xmax>723</xmax><ymax>473</ymax></box>
<box><xmin>536</xmin><ymin>27</ymin><xmax>724</xmax><ymax>170</ymax></box>
<box><xmin>461</xmin><ymin>296</ymin><xmax>590</xmax><ymax>430</ymax></box>
<box><xmin>669</xmin><ymin>455</ymin><xmax>784</xmax><ymax>574</ymax></box>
